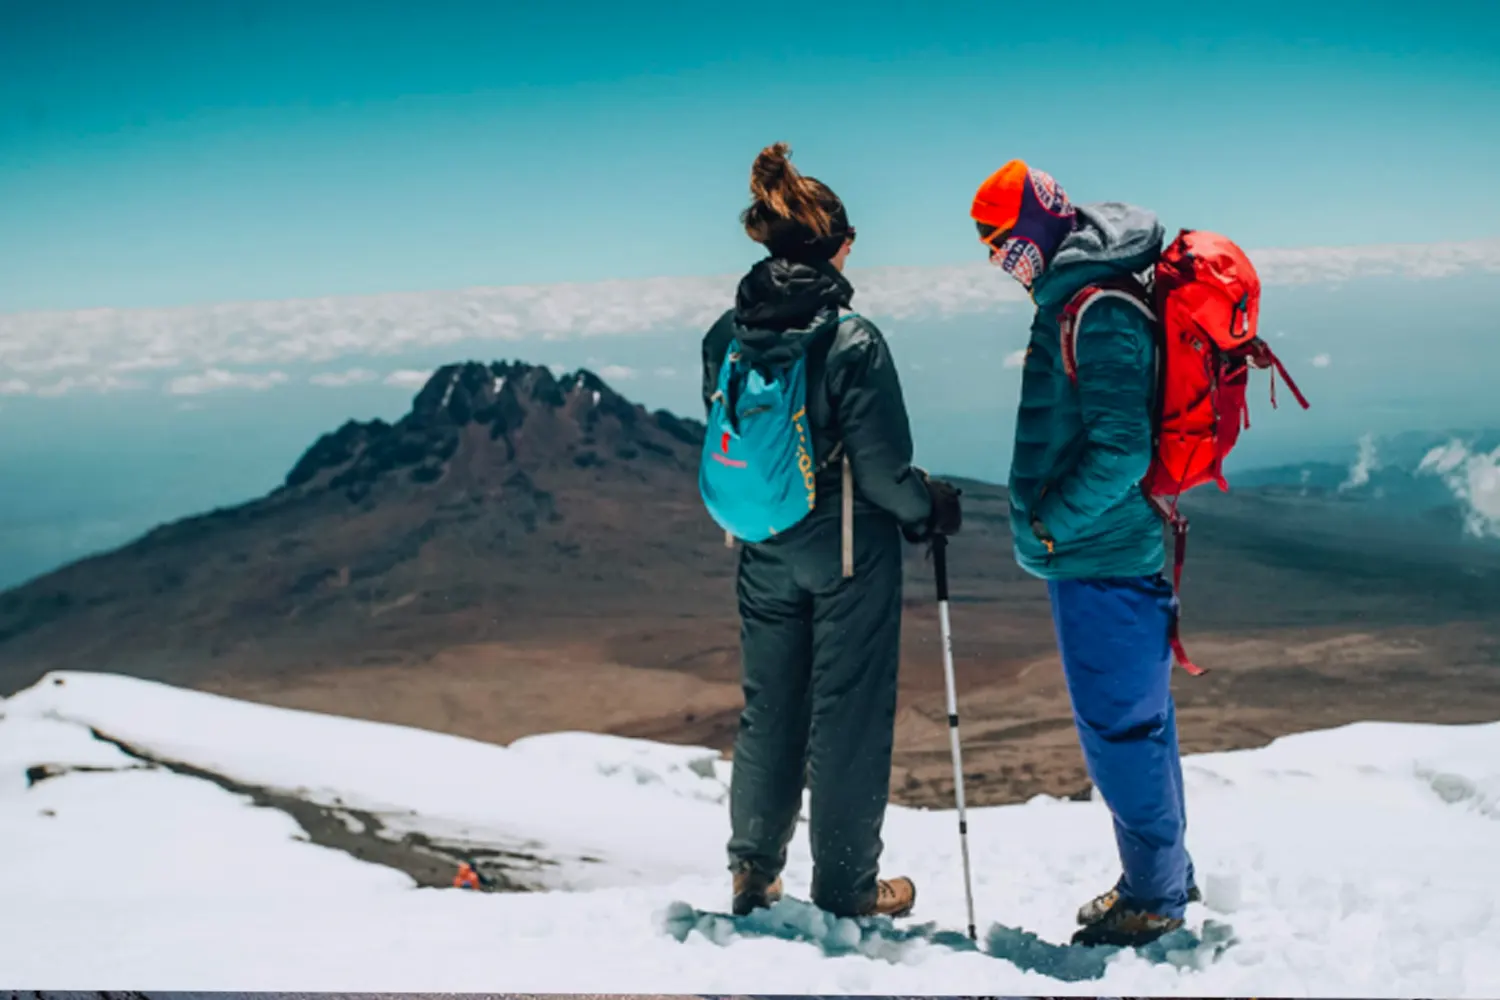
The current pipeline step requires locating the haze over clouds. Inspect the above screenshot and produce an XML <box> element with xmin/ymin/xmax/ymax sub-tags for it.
<box><xmin>308</xmin><ymin>368</ymin><xmax>379</xmax><ymax>387</ymax></box>
<box><xmin>1</xmin><ymin>239</ymin><xmax>1495</xmax><ymax>398</ymax></box>
<box><xmin>168</xmin><ymin>369</ymin><xmax>289</xmax><ymax>396</ymax></box>
<box><xmin>17</xmin><ymin>374</ymin><xmax>141</xmax><ymax>398</ymax></box>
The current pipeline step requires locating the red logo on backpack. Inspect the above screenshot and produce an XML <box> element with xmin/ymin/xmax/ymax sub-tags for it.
<box><xmin>1058</xmin><ymin>229</ymin><xmax>1311</xmax><ymax>676</ymax></box>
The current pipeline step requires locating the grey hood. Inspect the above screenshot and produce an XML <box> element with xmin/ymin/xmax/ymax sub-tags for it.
<box><xmin>1034</xmin><ymin>202</ymin><xmax>1165</xmax><ymax>307</ymax></box>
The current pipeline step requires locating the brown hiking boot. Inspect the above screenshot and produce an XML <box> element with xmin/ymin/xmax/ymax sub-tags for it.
<box><xmin>1071</xmin><ymin>894</ymin><xmax>1184</xmax><ymax>948</ymax></box>
<box><xmin>863</xmin><ymin>876</ymin><xmax>917</xmax><ymax>918</ymax></box>
<box><xmin>731</xmin><ymin>870</ymin><xmax>783</xmax><ymax>916</ymax></box>
<box><xmin>1077</xmin><ymin>886</ymin><xmax>1121</xmax><ymax>926</ymax></box>
<box><xmin>1077</xmin><ymin>883</ymin><xmax>1200</xmax><ymax>925</ymax></box>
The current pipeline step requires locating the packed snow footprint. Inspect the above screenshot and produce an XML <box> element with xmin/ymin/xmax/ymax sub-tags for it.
<box><xmin>1</xmin><ymin>672</ymin><xmax>1498</xmax><ymax>995</ymax></box>
<box><xmin>658</xmin><ymin>896</ymin><xmax>1237</xmax><ymax>981</ymax></box>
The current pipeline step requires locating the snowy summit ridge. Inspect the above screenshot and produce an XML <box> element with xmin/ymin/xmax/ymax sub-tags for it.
<box><xmin>2</xmin><ymin>671</ymin><xmax>1498</xmax><ymax>995</ymax></box>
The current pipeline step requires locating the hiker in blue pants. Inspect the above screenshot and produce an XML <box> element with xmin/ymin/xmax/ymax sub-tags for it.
<box><xmin>968</xmin><ymin>159</ymin><xmax>1199</xmax><ymax>947</ymax></box>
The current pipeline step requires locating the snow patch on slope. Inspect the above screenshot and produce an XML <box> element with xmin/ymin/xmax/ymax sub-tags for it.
<box><xmin>2</xmin><ymin>673</ymin><xmax>728</xmax><ymax>883</ymax></box>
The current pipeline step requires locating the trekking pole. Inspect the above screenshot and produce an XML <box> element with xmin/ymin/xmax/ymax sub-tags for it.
<box><xmin>932</xmin><ymin>534</ymin><xmax>978</xmax><ymax>942</ymax></box>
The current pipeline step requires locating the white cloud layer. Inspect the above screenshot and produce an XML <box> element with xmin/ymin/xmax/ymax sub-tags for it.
<box><xmin>1002</xmin><ymin>348</ymin><xmax>1028</xmax><ymax>369</ymax></box>
<box><xmin>168</xmin><ymin>369</ymin><xmax>288</xmax><ymax>396</ymax></box>
<box><xmin>1311</xmin><ymin>353</ymin><xmax>1332</xmax><ymax>368</ymax></box>
<box><xmin>0</xmin><ymin>373</ymin><xmax>141</xmax><ymax>395</ymax></box>
<box><xmin>0</xmin><ymin>239</ymin><xmax>1495</xmax><ymax>388</ymax></box>
<box><xmin>33</xmin><ymin>374</ymin><xmax>140</xmax><ymax>398</ymax></box>
<box><xmin>309</xmin><ymin>368</ymin><xmax>379</xmax><ymax>387</ymax></box>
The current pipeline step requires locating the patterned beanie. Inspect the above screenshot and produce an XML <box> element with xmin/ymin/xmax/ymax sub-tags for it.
<box><xmin>970</xmin><ymin>159</ymin><xmax>1077</xmax><ymax>289</ymax></box>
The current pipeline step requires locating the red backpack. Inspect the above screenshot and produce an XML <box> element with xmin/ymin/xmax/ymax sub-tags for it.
<box><xmin>1058</xmin><ymin>229</ymin><xmax>1310</xmax><ymax>675</ymax></box>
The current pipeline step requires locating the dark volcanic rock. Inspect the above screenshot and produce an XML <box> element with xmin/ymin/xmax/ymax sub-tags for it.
<box><xmin>527</xmin><ymin>366</ymin><xmax>567</xmax><ymax>407</ymax></box>
<box><xmin>656</xmin><ymin>409</ymin><xmax>705</xmax><ymax>446</ymax></box>
<box><xmin>278</xmin><ymin>360</ymin><xmax>685</xmax><ymax>504</ymax></box>
<box><xmin>284</xmin><ymin>419</ymin><xmax>393</xmax><ymax>489</ymax></box>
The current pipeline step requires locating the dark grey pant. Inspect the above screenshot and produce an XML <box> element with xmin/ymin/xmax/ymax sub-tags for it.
<box><xmin>726</xmin><ymin>509</ymin><xmax>904</xmax><ymax>917</ymax></box>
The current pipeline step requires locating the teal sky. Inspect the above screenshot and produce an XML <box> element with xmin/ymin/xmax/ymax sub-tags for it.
<box><xmin>2</xmin><ymin>0</ymin><xmax>1498</xmax><ymax>313</ymax></box>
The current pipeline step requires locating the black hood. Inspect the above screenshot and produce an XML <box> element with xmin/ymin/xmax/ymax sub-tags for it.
<box><xmin>731</xmin><ymin>257</ymin><xmax>854</xmax><ymax>365</ymax></box>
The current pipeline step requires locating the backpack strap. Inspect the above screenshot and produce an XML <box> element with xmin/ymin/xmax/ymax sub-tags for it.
<box><xmin>1248</xmin><ymin>339</ymin><xmax>1311</xmax><ymax>411</ymax></box>
<box><xmin>841</xmin><ymin>454</ymin><xmax>854</xmax><ymax>578</ymax></box>
<box><xmin>834</xmin><ymin>311</ymin><xmax>862</xmax><ymax>578</ymax></box>
<box><xmin>1057</xmin><ymin>283</ymin><xmax>1156</xmax><ymax>385</ymax></box>
<box><xmin>1143</xmin><ymin>492</ymin><xmax>1206</xmax><ymax>677</ymax></box>
<box><xmin>708</xmin><ymin>340</ymin><xmax>745</xmax><ymax>435</ymax></box>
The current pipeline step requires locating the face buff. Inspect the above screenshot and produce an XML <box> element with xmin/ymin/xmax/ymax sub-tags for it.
<box><xmin>970</xmin><ymin>160</ymin><xmax>1077</xmax><ymax>290</ymax></box>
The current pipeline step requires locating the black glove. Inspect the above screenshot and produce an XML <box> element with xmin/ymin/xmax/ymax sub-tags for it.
<box><xmin>927</xmin><ymin>476</ymin><xmax>963</xmax><ymax>536</ymax></box>
<box><xmin>902</xmin><ymin>473</ymin><xmax>963</xmax><ymax>543</ymax></box>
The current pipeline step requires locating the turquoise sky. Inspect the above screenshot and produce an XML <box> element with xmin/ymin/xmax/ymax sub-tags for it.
<box><xmin>2</xmin><ymin>0</ymin><xmax>1498</xmax><ymax>312</ymax></box>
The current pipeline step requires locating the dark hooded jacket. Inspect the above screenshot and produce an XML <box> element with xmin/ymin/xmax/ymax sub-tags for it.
<box><xmin>701</xmin><ymin>257</ymin><xmax>932</xmax><ymax>532</ymax></box>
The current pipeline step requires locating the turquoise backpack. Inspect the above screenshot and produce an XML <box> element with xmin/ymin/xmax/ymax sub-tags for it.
<box><xmin>699</xmin><ymin>314</ymin><xmax>857</xmax><ymax>544</ymax></box>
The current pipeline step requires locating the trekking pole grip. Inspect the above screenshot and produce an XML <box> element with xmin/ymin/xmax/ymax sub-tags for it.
<box><xmin>932</xmin><ymin>534</ymin><xmax>950</xmax><ymax>603</ymax></box>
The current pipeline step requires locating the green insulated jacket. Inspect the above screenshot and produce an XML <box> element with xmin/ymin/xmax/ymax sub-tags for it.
<box><xmin>1008</xmin><ymin>202</ymin><xmax>1167</xmax><ymax>580</ymax></box>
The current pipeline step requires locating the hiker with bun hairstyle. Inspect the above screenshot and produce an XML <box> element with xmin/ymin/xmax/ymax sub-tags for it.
<box><xmin>970</xmin><ymin>160</ymin><xmax>1201</xmax><ymax>947</ymax></box>
<box><xmin>702</xmin><ymin>142</ymin><xmax>961</xmax><ymax>920</ymax></box>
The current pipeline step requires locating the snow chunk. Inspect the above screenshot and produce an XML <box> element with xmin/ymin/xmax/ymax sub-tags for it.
<box><xmin>506</xmin><ymin>731</ymin><xmax>727</xmax><ymax>803</ymax></box>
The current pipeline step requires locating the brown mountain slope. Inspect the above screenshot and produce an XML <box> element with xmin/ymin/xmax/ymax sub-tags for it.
<box><xmin>2</xmin><ymin>362</ymin><xmax>1497</xmax><ymax>806</ymax></box>
<box><xmin>0</xmin><ymin>361</ymin><xmax>735</xmax><ymax>682</ymax></box>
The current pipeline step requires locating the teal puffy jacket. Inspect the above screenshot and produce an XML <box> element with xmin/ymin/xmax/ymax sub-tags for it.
<box><xmin>1008</xmin><ymin>202</ymin><xmax>1167</xmax><ymax>580</ymax></box>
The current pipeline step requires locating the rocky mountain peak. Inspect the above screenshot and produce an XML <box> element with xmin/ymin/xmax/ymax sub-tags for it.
<box><xmin>283</xmin><ymin>360</ymin><xmax>705</xmax><ymax>503</ymax></box>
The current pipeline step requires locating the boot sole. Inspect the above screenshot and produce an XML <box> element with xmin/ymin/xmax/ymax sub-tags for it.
<box><xmin>1072</xmin><ymin>922</ymin><xmax>1183</xmax><ymax>949</ymax></box>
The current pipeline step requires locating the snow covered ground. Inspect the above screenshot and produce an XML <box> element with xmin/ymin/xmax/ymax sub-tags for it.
<box><xmin>2</xmin><ymin>671</ymin><xmax>1498</xmax><ymax>995</ymax></box>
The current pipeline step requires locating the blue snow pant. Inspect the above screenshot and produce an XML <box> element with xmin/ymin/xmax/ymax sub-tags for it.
<box><xmin>1046</xmin><ymin>573</ymin><xmax>1194</xmax><ymax>920</ymax></box>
